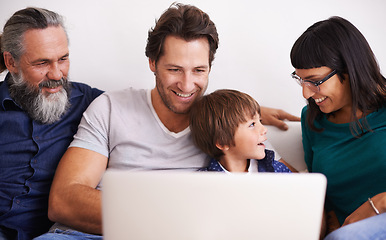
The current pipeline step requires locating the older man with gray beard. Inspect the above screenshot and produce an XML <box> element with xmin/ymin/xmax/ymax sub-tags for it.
<box><xmin>0</xmin><ymin>7</ymin><xmax>102</xmax><ymax>240</ymax></box>
<box><xmin>8</xmin><ymin>73</ymin><xmax>71</xmax><ymax>124</ymax></box>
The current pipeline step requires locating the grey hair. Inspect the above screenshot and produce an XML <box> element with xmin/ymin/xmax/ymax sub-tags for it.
<box><xmin>0</xmin><ymin>7</ymin><xmax>67</xmax><ymax>73</ymax></box>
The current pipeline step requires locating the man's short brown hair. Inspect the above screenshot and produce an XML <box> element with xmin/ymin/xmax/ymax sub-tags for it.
<box><xmin>145</xmin><ymin>3</ymin><xmax>219</xmax><ymax>67</ymax></box>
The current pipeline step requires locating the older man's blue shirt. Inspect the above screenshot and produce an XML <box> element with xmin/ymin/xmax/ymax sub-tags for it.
<box><xmin>0</xmin><ymin>75</ymin><xmax>103</xmax><ymax>239</ymax></box>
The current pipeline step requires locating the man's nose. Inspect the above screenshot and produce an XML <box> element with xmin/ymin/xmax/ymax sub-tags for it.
<box><xmin>177</xmin><ymin>73</ymin><xmax>195</xmax><ymax>92</ymax></box>
<box><xmin>47</xmin><ymin>62</ymin><xmax>63</xmax><ymax>81</ymax></box>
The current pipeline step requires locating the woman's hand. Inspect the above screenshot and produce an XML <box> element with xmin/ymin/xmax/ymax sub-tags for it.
<box><xmin>342</xmin><ymin>192</ymin><xmax>386</xmax><ymax>226</ymax></box>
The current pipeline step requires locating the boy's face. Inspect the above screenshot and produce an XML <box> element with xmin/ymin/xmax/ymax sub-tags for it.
<box><xmin>226</xmin><ymin>113</ymin><xmax>267</xmax><ymax>160</ymax></box>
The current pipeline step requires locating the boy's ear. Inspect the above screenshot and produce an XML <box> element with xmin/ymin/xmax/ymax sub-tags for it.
<box><xmin>215</xmin><ymin>142</ymin><xmax>229</xmax><ymax>151</ymax></box>
<box><xmin>3</xmin><ymin>52</ymin><xmax>18</xmax><ymax>74</ymax></box>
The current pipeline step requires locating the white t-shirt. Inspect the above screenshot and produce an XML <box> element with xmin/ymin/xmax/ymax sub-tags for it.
<box><xmin>70</xmin><ymin>87</ymin><xmax>281</xmax><ymax>172</ymax></box>
<box><xmin>70</xmin><ymin>88</ymin><xmax>210</xmax><ymax>171</ymax></box>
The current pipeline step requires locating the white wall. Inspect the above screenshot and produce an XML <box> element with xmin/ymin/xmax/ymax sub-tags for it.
<box><xmin>1</xmin><ymin>0</ymin><xmax>385</xmax><ymax>116</ymax></box>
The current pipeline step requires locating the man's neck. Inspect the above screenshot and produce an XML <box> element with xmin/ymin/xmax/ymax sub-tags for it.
<box><xmin>151</xmin><ymin>88</ymin><xmax>190</xmax><ymax>133</ymax></box>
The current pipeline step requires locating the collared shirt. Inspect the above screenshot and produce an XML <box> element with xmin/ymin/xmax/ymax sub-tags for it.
<box><xmin>199</xmin><ymin>149</ymin><xmax>291</xmax><ymax>173</ymax></box>
<box><xmin>0</xmin><ymin>73</ymin><xmax>103</xmax><ymax>240</ymax></box>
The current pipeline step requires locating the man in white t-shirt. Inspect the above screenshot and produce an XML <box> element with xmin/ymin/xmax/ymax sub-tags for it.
<box><xmin>36</xmin><ymin>3</ymin><xmax>300</xmax><ymax>239</ymax></box>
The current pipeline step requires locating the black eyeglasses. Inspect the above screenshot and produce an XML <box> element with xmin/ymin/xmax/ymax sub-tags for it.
<box><xmin>291</xmin><ymin>69</ymin><xmax>337</xmax><ymax>92</ymax></box>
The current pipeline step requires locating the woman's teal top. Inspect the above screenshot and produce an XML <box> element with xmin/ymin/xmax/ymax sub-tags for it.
<box><xmin>301</xmin><ymin>104</ymin><xmax>386</xmax><ymax>224</ymax></box>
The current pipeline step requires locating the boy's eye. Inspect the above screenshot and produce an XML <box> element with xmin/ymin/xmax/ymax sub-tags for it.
<box><xmin>249</xmin><ymin>122</ymin><xmax>256</xmax><ymax>127</ymax></box>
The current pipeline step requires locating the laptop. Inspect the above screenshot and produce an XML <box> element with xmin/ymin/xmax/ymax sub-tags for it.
<box><xmin>102</xmin><ymin>170</ymin><xmax>326</xmax><ymax>240</ymax></box>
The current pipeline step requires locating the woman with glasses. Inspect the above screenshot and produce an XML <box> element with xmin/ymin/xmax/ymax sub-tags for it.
<box><xmin>290</xmin><ymin>16</ymin><xmax>386</xmax><ymax>240</ymax></box>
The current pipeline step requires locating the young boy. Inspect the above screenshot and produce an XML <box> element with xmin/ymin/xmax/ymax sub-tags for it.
<box><xmin>189</xmin><ymin>89</ymin><xmax>291</xmax><ymax>173</ymax></box>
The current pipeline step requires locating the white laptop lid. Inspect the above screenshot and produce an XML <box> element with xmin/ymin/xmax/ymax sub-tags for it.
<box><xmin>102</xmin><ymin>170</ymin><xmax>326</xmax><ymax>240</ymax></box>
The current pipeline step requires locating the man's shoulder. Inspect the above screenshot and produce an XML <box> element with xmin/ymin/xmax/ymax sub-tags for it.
<box><xmin>86</xmin><ymin>88</ymin><xmax>150</xmax><ymax>113</ymax></box>
<box><xmin>69</xmin><ymin>81</ymin><xmax>103</xmax><ymax>101</ymax></box>
<box><xmin>104</xmin><ymin>87</ymin><xmax>147</xmax><ymax>97</ymax></box>
<box><xmin>70</xmin><ymin>81</ymin><xmax>102</xmax><ymax>93</ymax></box>
<box><xmin>102</xmin><ymin>87</ymin><xmax>148</xmax><ymax>103</ymax></box>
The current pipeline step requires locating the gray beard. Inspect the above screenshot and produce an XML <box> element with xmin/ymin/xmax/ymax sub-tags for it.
<box><xmin>8</xmin><ymin>73</ymin><xmax>71</xmax><ymax>124</ymax></box>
